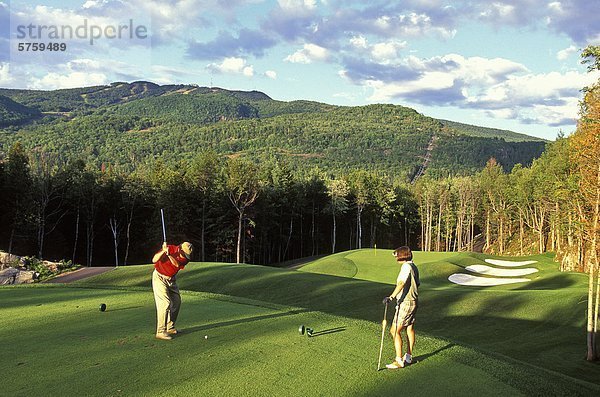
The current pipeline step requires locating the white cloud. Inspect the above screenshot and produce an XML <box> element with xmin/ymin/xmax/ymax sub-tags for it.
<box><xmin>207</xmin><ymin>57</ymin><xmax>254</xmax><ymax>77</ymax></box>
<box><xmin>150</xmin><ymin>64</ymin><xmax>204</xmax><ymax>84</ymax></box>
<box><xmin>342</xmin><ymin>51</ymin><xmax>596</xmax><ymax>128</ymax></box>
<box><xmin>371</xmin><ymin>12</ymin><xmax>456</xmax><ymax>39</ymax></box>
<box><xmin>477</xmin><ymin>71</ymin><xmax>594</xmax><ymax>104</ymax></box>
<box><xmin>348</xmin><ymin>36</ymin><xmax>407</xmax><ymax>64</ymax></box>
<box><xmin>284</xmin><ymin>43</ymin><xmax>328</xmax><ymax>63</ymax></box>
<box><xmin>547</xmin><ymin>1</ymin><xmax>563</xmax><ymax>13</ymax></box>
<box><xmin>31</xmin><ymin>71</ymin><xmax>108</xmax><ymax>90</ymax></box>
<box><xmin>350</xmin><ymin>35</ymin><xmax>368</xmax><ymax>49</ymax></box>
<box><xmin>278</xmin><ymin>0</ymin><xmax>317</xmax><ymax>13</ymax></box>
<box><xmin>557</xmin><ymin>45</ymin><xmax>578</xmax><ymax>61</ymax></box>
<box><xmin>0</xmin><ymin>62</ymin><xmax>13</xmax><ymax>86</ymax></box>
<box><xmin>371</xmin><ymin>41</ymin><xmax>407</xmax><ymax>63</ymax></box>
<box><xmin>265</xmin><ymin>70</ymin><xmax>277</xmax><ymax>79</ymax></box>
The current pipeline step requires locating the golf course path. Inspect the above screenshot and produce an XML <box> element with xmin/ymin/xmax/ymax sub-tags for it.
<box><xmin>45</xmin><ymin>267</ymin><xmax>114</xmax><ymax>283</ymax></box>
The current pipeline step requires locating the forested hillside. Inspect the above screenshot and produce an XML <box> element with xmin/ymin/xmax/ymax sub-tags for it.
<box><xmin>0</xmin><ymin>80</ymin><xmax>553</xmax><ymax>269</ymax></box>
<box><xmin>0</xmin><ymin>82</ymin><xmax>546</xmax><ymax>181</ymax></box>
<box><xmin>441</xmin><ymin>120</ymin><xmax>546</xmax><ymax>142</ymax></box>
<box><xmin>0</xmin><ymin>95</ymin><xmax>41</xmax><ymax>127</ymax></box>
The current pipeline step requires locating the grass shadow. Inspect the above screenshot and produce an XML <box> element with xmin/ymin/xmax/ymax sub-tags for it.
<box><xmin>414</xmin><ymin>342</ymin><xmax>455</xmax><ymax>363</ymax></box>
<box><xmin>182</xmin><ymin>309</ymin><xmax>308</xmax><ymax>335</ymax></box>
<box><xmin>105</xmin><ymin>305</ymin><xmax>144</xmax><ymax>312</ymax></box>
<box><xmin>308</xmin><ymin>326</ymin><xmax>346</xmax><ymax>337</ymax></box>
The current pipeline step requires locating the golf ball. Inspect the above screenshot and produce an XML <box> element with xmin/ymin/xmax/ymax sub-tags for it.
<box><xmin>205</xmin><ymin>335</ymin><xmax>208</xmax><ymax>339</ymax></box>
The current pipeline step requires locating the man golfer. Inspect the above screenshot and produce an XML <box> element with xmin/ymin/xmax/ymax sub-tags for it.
<box><xmin>152</xmin><ymin>241</ymin><xmax>193</xmax><ymax>340</ymax></box>
<box><xmin>384</xmin><ymin>246</ymin><xmax>420</xmax><ymax>369</ymax></box>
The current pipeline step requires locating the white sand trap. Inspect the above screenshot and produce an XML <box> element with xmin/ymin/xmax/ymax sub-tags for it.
<box><xmin>466</xmin><ymin>264</ymin><xmax>538</xmax><ymax>277</ymax></box>
<box><xmin>448</xmin><ymin>273</ymin><xmax>530</xmax><ymax>286</ymax></box>
<box><xmin>484</xmin><ymin>259</ymin><xmax>538</xmax><ymax>267</ymax></box>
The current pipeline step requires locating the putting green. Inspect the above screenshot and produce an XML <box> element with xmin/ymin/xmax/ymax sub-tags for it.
<box><xmin>1</xmin><ymin>285</ymin><xmax>596</xmax><ymax>396</ymax></box>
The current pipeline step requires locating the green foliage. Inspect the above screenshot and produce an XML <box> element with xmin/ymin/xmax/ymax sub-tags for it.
<box><xmin>430</xmin><ymin>135</ymin><xmax>546</xmax><ymax>176</ymax></box>
<box><xmin>0</xmin><ymin>83</ymin><xmax>545</xmax><ymax>181</ymax></box>
<box><xmin>441</xmin><ymin>120</ymin><xmax>547</xmax><ymax>142</ymax></box>
<box><xmin>581</xmin><ymin>45</ymin><xmax>600</xmax><ymax>73</ymax></box>
<box><xmin>0</xmin><ymin>95</ymin><xmax>41</xmax><ymax>126</ymax></box>
<box><xmin>107</xmin><ymin>91</ymin><xmax>259</xmax><ymax>124</ymax></box>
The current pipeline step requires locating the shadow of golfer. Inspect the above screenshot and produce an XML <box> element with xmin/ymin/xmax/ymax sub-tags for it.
<box><xmin>308</xmin><ymin>327</ymin><xmax>346</xmax><ymax>337</ymax></box>
<box><xmin>183</xmin><ymin>309</ymin><xmax>309</xmax><ymax>335</ymax></box>
<box><xmin>413</xmin><ymin>343</ymin><xmax>455</xmax><ymax>363</ymax></box>
<box><xmin>105</xmin><ymin>305</ymin><xmax>144</xmax><ymax>312</ymax></box>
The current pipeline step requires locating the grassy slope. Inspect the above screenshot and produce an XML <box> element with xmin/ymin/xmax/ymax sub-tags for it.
<box><xmin>2</xmin><ymin>251</ymin><xmax>599</xmax><ymax>395</ymax></box>
<box><xmin>76</xmin><ymin>250</ymin><xmax>599</xmax><ymax>387</ymax></box>
<box><xmin>2</xmin><ymin>285</ymin><xmax>540</xmax><ymax>397</ymax></box>
<box><xmin>302</xmin><ymin>250</ymin><xmax>598</xmax><ymax>384</ymax></box>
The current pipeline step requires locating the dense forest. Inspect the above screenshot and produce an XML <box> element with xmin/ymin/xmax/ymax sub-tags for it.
<box><xmin>0</xmin><ymin>76</ymin><xmax>552</xmax><ymax>267</ymax></box>
<box><xmin>0</xmin><ymin>81</ymin><xmax>546</xmax><ymax>181</ymax></box>
<box><xmin>0</xmin><ymin>146</ymin><xmax>420</xmax><ymax>266</ymax></box>
<box><xmin>0</xmin><ymin>48</ymin><xmax>594</xmax><ymax>270</ymax></box>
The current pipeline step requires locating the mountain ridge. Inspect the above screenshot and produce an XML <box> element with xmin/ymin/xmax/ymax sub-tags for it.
<box><xmin>0</xmin><ymin>81</ymin><xmax>547</xmax><ymax>180</ymax></box>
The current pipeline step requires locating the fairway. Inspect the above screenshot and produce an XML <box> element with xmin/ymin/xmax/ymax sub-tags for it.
<box><xmin>2</xmin><ymin>250</ymin><xmax>600</xmax><ymax>396</ymax></box>
<box><xmin>1</xmin><ymin>286</ymin><xmax>525</xmax><ymax>396</ymax></box>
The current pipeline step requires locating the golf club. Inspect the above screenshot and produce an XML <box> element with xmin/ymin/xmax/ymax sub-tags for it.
<box><xmin>160</xmin><ymin>208</ymin><xmax>167</xmax><ymax>244</ymax></box>
<box><xmin>298</xmin><ymin>325</ymin><xmax>314</xmax><ymax>337</ymax></box>
<box><xmin>377</xmin><ymin>301</ymin><xmax>388</xmax><ymax>371</ymax></box>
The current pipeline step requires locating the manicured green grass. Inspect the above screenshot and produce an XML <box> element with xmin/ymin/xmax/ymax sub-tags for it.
<box><xmin>2</xmin><ymin>249</ymin><xmax>599</xmax><ymax>395</ymax></box>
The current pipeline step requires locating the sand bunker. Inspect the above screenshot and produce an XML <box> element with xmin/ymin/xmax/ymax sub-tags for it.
<box><xmin>465</xmin><ymin>264</ymin><xmax>538</xmax><ymax>277</ymax></box>
<box><xmin>484</xmin><ymin>259</ymin><xmax>538</xmax><ymax>267</ymax></box>
<box><xmin>448</xmin><ymin>273</ymin><xmax>531</xmax><ymax>286</ymax></box>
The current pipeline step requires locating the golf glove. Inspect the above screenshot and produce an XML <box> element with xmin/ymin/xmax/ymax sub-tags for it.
<box><xmin>382</xmin><ymin>296</ymin><xmax>393</xmax><ymax>305</ymax></box>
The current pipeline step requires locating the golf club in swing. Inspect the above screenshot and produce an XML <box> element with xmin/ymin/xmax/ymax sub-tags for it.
<box><xmin>160</xmin><ymin>208</ymin><xmax>167</xmax><ymax>244</ymax></box>
<box><xmin>377</xmin><ymin>301</ymin><xmax>388</xmax><ymax>371</ymax></box>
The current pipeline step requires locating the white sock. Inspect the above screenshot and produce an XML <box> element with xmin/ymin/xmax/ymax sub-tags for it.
<box><xmin>396</xmin><ymin>356</ymin><xmax>403</xmax><ymax>362</ymax></box>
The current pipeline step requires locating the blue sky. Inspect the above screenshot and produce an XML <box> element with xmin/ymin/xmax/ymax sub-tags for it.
<box><xmin>1</xmin><ymin>0</ymin><xmax>599</xmax><ymax>140</ymax></box>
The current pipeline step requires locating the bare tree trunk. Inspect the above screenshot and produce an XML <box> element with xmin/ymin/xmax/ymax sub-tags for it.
<box><xmin>456</xmin><ymin>213</ymin><xmax>463</xmax><ymax>252</ymax></box>
<box><xmin>587</xmin><ymin>254</ymin><xmax>597</xmax><ymax>361</ymax></box>
<box><xmin>332</xmin><ymin>211</ymin><xmax>337</xmax><ymax>254</ymax></box>
<box><xmin>485</xmin><ymin>211</ymin><xmax>491</xmax><ymax>252</ymax></box>
<box><xmin>201</xmin><ymin>199</ymin><xmax>206</xmax><ymax>262</ymax></box>
<box><xmin>300</xmin><ymin>212</ymin><xmax>304</xmax><ymax>257</ymax></box>
<box><xmin>311</xmin><ymin>203</ymin><xmax>316</xmax><ymax>256</ymax></box>
<box><xmin>283</xmin><ymin>217</ymin><xmax>293</xmax><ymax>260</ymax></box>
<box><xmin>499</xmin><ymin>216</ymin><xmax>504</xmax><ymax>255</ymax></box>
<box><xmin>470</xmin><ymin>197</ymin><xmax>476</xmax><ymax>252</ymax></box>
<box><xmin>37</xmin><ymin>212</ymin><xmax>45</xmax><ymax>259</ymax></box>
<box><xmin>236</xmin><ymin>211</ymin><xmax>243</xmax><ymax>264</ymax></box>
<box><xmin>436</xmin><ymin>202</ymin><xmax>442</xmax><ymax>251</ymax></box>
<box><xmin>587</xmin><ymin>164</ymin><xmax>600</xmax><ymax>361</ymax></box>
<box><xmin>519</xmin><ymin>211</ymin><xmax>524</xmax><ymax>256</ymax></box>
<box><xmin>124</xmin><ymin>213</ymin><xmax>132</xmax><ymax>266</ymax></box>
<box><xmin>8</xmin><ymin>227</ymin><xmax>15</xmax><ymax>255</ymax></box>
<box><xmin>72</xmin><ymin>207</ymin><xmax>80</xmax><ymax>264</ymax></box>
<box><xmin>109</xmin><ymin>217</ymin><xmax>119</xmax><ymax>267</ymax></box>
<box><xmin>357</xmin><ymin>208</ymin><xmax>362</xmax><ymax>249</ymax></box>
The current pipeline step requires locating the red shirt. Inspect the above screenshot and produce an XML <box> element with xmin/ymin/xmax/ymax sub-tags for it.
<box><xmin>154</xmin><ymin>244</ymin><xmax>189</xmax><ymax>277</ymax></box>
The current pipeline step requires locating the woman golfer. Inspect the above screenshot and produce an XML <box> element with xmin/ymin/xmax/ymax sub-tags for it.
<box><xmin>384</xmin><ymin>246</ymin><xmax>420</xmax><ymax>369</ymax></box>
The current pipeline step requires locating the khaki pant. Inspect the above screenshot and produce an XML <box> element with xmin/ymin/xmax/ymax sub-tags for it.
<box><xmin>152</xmin><ymin>269</ymin><xmax>181</xmax><ymax>334</ymax></box>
